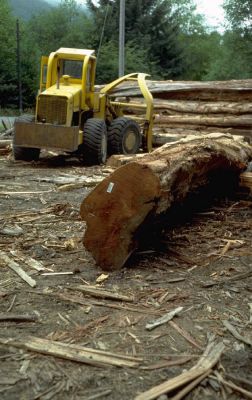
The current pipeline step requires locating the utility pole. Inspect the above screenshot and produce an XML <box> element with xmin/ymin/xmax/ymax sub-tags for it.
<box><xmin>16</xmin><ymin>19</ymin><xmax>23</xmax><ymax>114</ymax></box>
<box><xmin>119</xmin><ymin>0</ymin><xmax>125</xmax><ymax>77</ymax></box>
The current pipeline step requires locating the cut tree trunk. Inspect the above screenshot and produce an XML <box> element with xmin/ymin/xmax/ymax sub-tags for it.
<box><xmin>153</xmin><ymin>100</ymin><xmax>252</xmax><ymax>115</ymax></box>
<box><xmin>80</xmin><ymin>133</ymin><xmax>252</xmax><ymax>270</ymax></box>
<box><xmin>106</xmin><ymin>79</ymin><xmax>252</xmax><ymax>101</ymax></box>
<box><xmin>152</xmin><ymin>132</ymin><xmax>246</xmax><ymax>147</ymax></box>
<box><xmin>154</xmin><ymin>114</ymin><xmax>252</xmax><ymax>127</ymax></box>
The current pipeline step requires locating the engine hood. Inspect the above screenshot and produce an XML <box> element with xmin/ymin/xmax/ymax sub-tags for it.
<box><xmin>41</xmin><ymin>83</ymin><xmax>82</xmax><ymax>100</ymax></box>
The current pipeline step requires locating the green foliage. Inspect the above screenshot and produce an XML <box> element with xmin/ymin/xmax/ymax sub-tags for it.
<box><xmin>28</xmin><ymin>0</ymin><xmax>93</xmax><ymax>55</ymax></box>
<box><xmin>95</xmin><ymin>40</ymin><xmax>160</xmax><ymax>84</ymax></box>
<box><xmin>87</xmin><ymin>0</ymin><xmax>201</xmax><ymax>79</ymax></box>
<box><xmin>205</xmin><ymin>0</ymin><xmax>252</xmax><ymax>80</ymax></box>
<box><xmin>180</xmin><ymin>31</ymin><xmax>223</xmax><ymax>80</ymax></box>
<box><xmin>223</xmin><ymin>0</ymin><xmax>252</xmax><ymax>32</ymax></box>
<box><xmin>0</xmin><ymin>0</ymin><xmax>16</xmax><ymax>108</ymax></box>
<box><xmin>205</xmin><ymin>32</ymin><xmax>252</xmax><ymax>80</ymax></box>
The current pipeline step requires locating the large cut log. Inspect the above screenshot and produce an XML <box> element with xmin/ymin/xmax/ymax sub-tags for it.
<box><xmin>154</xmin><ymin>114</ymin><xmax>252</xmax><ymax>127</ymax></box>
<box><xmin>125</xmin><ymin>99</ymin><xmax>252</xmax><ymax>115</ymax></box>
<box><xmin>153</xmin><ymin>100</ymin><xmax>252</xmax><ymax>115</ymax></box>
<box><xmin>80</xmin><ymin>133</ymin><xmax>252</xmax><ymax>270</ymax></box>
<box><xmin>152</xmin><ymin>127</ymin><xmax>252</xmax><ymax>145</ymax></box>
<box><xmin>152</xmin><ymin>132</ymin><xmax>247</xmax><ymax>147</ymax></box>
<box><xmin>105</xmin><ymin>79</ymin><xmax>252</xmax><ymax>101</ymax></box>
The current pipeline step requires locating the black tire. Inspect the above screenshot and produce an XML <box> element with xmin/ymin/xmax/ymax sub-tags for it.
<box><xmin>13</xmin><ymin>114</ymin><xmax>40</xmax><ymax>161</ymax></box>
<box><xmin>82</xmin><ymin>118</ymin><xmax>107</xmax><ymax>165</ymax></box>
<box><xmin>108</xmin><ymin>117</ymin><xmax>141</xmax><ymax>155</ymax></box>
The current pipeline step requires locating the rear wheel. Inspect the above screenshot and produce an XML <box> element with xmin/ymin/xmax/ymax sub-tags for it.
<box><xmin>82</xmin><ymin>118</ymin><xmax>107</xmax><ymax>165</ymax></box>
<box><xmin>108</xmin><ymin>117</ymin><xmax>141</xmax><ymax>155</ymax></box>
<box><xmin>13</xmin><ymin>114</ymin><xmax>40</xmax><ymax>161</ymax></box>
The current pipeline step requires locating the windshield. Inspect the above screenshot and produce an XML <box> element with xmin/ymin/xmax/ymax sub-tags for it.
<box><xmin>62</xmin><ymin>59</ymin><xmax>83</xmax><ymax>79</ymax></box>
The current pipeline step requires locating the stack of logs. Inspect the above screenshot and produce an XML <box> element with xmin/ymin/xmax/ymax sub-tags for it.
<box><xmin>109</xmin><ymin>79</ymin><xmax>252</xmax><ymax>146</ymax></box>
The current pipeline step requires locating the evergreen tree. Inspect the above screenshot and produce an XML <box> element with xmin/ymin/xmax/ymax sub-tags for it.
<box><xmin>87</xmin><ymin>0</ymin><xmax>198</xmax><ymax>79</ymax></box>
<box><xmin>28</xmin><ymin>0</ymin><xmax>93</xmax><ymax>55</ymax></box>
<box><xmin>0</xmin><ymin>0</ymin><xmax>16</xmax><ymax>108</ymax></box>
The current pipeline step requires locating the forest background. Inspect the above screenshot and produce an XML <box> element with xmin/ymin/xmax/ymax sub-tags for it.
<box><xmin>0</xmin><ymin>0</ymin><xmax>251</xmax><ymax>109</ymax></box>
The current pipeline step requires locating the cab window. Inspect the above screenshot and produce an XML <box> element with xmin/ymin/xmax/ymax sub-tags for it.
<box><xmin>62</xmin><ymin>60</ymin><xmax>83</xmax><ymax>79</ymax></box>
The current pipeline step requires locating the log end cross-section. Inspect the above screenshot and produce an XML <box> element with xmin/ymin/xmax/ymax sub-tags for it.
<box><xmin>80</xmin><ymin>162</ymin><xmax>161</xmax><ymax>270</ymax></box>
<box><xmin>80</xmin><ymin>134</ymin><xmax>252</xmax><ymax>271</ymax></box>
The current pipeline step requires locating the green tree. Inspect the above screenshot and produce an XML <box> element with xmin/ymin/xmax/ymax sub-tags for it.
<box><xmin>28</xmin><ymin>0</ymin><xmax>93</xmax><ymax>55</ymax></box>
<box><xmin>0</xmin><ymin>0</ymin><xmax>16</xmax><ymax>108</ymax></box>
<box><xmin>180</xmin><ymin>31</ymin><xmax>223</xmax><ymax>80</ymax></box>
<box><xmin>95</xmin><ymin>40</ymin><xmax>159</xmax><ymax>83</ymax></box>
<box><xmin>205</xmin><ymin>0</ymin><xmax>252</xmax><ymax>80</ymax></box>
<box><xmin>87</xmin><ymin>0</ymin><xmax>200</xmax><ymax>79</ymax></box>
<box><xmin>223</xmin><ymin>0</ymin><xmax>252</xmax><ymax>32</ymax></box>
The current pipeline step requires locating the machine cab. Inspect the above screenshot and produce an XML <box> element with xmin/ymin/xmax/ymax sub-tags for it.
<box><xmin>38</xmin><ymin>48</ymin><xmax>96</xmax><ymax>125</ymax></box>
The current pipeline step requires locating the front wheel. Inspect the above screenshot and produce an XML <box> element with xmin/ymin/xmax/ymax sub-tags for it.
<box><xmin>108</xmin><ymin>117</ymin><xmax>141</xmax><ymax>155</ymax></box>
<box><xmin>82</xmin><ymin>118</ymin><xmax>107</xmax><ymax>165</ymax></box>
<box><xmin>13</xmin><ymin>146</ymin><xmax>40</xmax><ymax>161</ymax></box>
<box><xmin>13</xmin><ymin>114</ymin><xmax>40</xmax><ymax>161</ymax></box>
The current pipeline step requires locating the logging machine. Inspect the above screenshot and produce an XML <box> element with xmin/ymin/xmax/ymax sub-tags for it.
<box><xmin>13</xmin><ymin>47</ymin><xmax>154</xmax><ymax>164</ymax></box>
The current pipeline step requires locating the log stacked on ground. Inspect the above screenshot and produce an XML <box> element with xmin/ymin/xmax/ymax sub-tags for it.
<box><xmin>107</xmin><ymin>79</ymin><xmax>252</xmax><ymax>144</ymax></box>
<box><xmin>80</xmin><ymin>133</ymin><xmax>252</xmax><ymax>271</ymax></box>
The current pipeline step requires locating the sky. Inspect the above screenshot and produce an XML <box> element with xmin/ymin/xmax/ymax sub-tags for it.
<box><xmin>194</xmin><ymin>0</ymin><xmax>225</xmax><ymax>30</ymax></box>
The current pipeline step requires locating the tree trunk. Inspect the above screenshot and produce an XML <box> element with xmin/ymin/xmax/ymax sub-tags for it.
<box><xmin>153</xmin><ymin>100</ymin><xmax>252</xmax><ymax>115</ymax></box>
<box><xmin>154</xmin><ymin>114</ymin><xmax>252</xmax><ymax>127</ymax></box>
<box><xmin>106</xmin><ymin>79</ymin><xmax>252</xmax><ymax>102</ymax></box>
<box><xmin>80</xmin><ymin>134</ymin><xmax>252</xmax><ymax>271</ymax></box>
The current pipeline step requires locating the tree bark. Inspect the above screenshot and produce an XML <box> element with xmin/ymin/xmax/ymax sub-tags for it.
<box><xmin>107</xmin><ymin>79</ymin><xmax>252</xmax><ymax>101</ymax></box>
<box><xmin>154</xmin><ymin>114</ymin><xmax>252</xmax><ymax>127</ymax></box>
<box><xmin>153</xmin><ymin>100</ymin><xmax>252</xmax><ymax>115</ymax></box>
<box><xmin>80</xmin><ymin>134</ymin><xmax>252</xmax><ymax>270</ymax></box>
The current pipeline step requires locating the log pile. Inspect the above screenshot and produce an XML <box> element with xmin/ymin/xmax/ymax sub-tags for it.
<box><xmin>108</xmin><ymin>79</ymin><xmax>252</xmax><ymax>145</ymax></box>
<box><xmin>80</xmin><ymin>133</ymin><xmax>252</xmax><ymax>271</ymax></box>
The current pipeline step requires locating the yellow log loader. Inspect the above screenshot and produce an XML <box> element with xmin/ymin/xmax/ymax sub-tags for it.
<box><xmin>13</xmin><ymin>48</ymin><xmax>154</xmax><ymax>164</ymax></box>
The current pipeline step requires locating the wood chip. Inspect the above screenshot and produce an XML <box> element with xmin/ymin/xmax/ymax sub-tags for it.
<box><xmin>0</xmin><ymin>251</ymin><xmax>36</xmax><ymax>287</ymax></box>
<box><xmin>168</xmin><ymin>320</ymin><xmax>203</xmax><ymax>350</ymax></box>
<box><xmin>71</xmin><ymin>285</ymin><xmax>134</xmax><ymax>302</ymax></box>
<box><xmin>223</xmin><ymin>320</ymin><xmax>252</xmax><ymax>346</ymax></box>
<box><xmin>146</xmin><ymin>306</ymin><xmax>183</xmax><ymax>331</ymax></box>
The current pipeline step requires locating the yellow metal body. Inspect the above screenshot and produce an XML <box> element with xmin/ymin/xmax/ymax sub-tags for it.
<box><xmin>15</xmin><ymin>48</ymin><xmax>154</xmax><ymax>153</ymax></box>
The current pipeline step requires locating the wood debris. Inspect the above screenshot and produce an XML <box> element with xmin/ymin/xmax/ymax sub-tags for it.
<box><xmin>141</xmin><ymin>355</ymin><xmax>193</xmax><ymax>371</ymax></box>
<box><xmin>0</xmin><ymin>336</ymin><xmax>141</xmax><ymax>368</ymax></box>
<box><xmin>0</xmin><ymin>314</ymin><xmax>38</xmax><ymax>322</ymax></box>
<box><xmin>213</xmin><ymin>371</ymin><xmax>252</xmax><ymax>400</ymax></box>
<box><xmin>168</xmin><ymin>320</ymin><xmax>203</xmax><ymax>350</ymax></box>
<box><xmin>71</xmin><ymin>285</ymin><xmax>134</xmax><ymax>302</ymax></box>
<box><xmin>146</xmin><ymin>306</ymin><xmax>183</xmax><ymax>331</ymax></box>
<box><xmin>135</xmin><ymin>340</ymin><xmax>225</xmax><ymax>400</ymax></box>
<box><xmin>223</xmin><ymin>320</ymin><xmax>252</xmax><ymax>346</ymax></box>
<box><xmin>0</xmin><ymin>251</ymin><xmax>36</xmax><ymax>287</ymax></box>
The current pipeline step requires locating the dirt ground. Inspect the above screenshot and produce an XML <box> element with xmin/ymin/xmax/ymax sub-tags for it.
<box><xmin>0</xmin><ymin>150</ymin><xmax>252</xmax><ymax>400</ymax></box>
